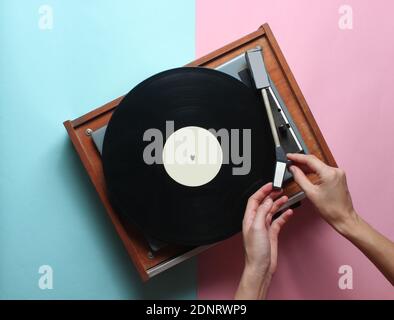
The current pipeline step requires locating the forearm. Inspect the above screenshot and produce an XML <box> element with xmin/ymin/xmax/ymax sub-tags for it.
<box><xmin>340</xmin><ymin>212</ymin><xmax>394</xmax><ymax>285</ymax></box>
<box><xmin>235</xmin><ymin>266</ymin><xmax>270</xmax><ymax>300</ymax></box>
<box><xmin>258</xmin><ymin>273</ymin><xmax>272</xmax><ymax>299</ymax></box>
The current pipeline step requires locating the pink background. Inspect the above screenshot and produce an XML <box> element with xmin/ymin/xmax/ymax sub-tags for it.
<box><xmin>196</xmin><ymin>0</ymin><xmax>394</xmax><ymax>299</ymax></box>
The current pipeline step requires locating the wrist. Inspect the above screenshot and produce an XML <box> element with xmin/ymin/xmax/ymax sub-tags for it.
<box><xmin>244</xmin><ymin>260</ymin><xmax>269</xmax><ymax>281</ymax></box>
<box><xmin>333</xmin><ymin>209</ymin><xmax>361</xmax><ymax>238</ymax></box>
<box><xmin>237</xmin><ymin>264</ymin><xmax>271</xmax><ymax>300</ymax></box>
<box><xmin>244</xmin><ymin>263</ymin><xmax>272</xmax><ymax>291</ymax></box>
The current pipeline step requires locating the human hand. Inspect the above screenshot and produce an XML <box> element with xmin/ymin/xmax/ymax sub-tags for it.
<box><xmin>287</xmin><ymin>153</ymin><xmax>394</xmax><ymax>286</ymax></box>
<box><xmin>287</xmin><ymin>153</ymin><xmax>358</xmax><ymax>235</ymax></box>
<box><xmin>235</xmin><ymin>182</ymin><xmax>293</xmax><ymax>299</ymax></box>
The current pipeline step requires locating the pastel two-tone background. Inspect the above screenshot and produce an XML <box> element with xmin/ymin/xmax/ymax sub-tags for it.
<box><xmin>0</xmin><ymin>0</ymin><xmax>393</xmax><ymax>299</ymax></box>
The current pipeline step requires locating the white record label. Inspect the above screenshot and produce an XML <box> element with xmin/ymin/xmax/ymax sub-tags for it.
<box><xmin>162</xmin><ymin>126</ymin><xmax>223</xmax><ymax>187</ymax></box>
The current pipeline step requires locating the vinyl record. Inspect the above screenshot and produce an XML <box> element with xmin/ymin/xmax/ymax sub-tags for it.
<box><xmin>102</xmin><ymin>67</ymin><xmax>275</xmax><ymax>246</ymax></box>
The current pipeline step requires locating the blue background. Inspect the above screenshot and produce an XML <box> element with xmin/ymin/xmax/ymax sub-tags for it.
<box><xmin>0</xmin><ymin>0</ymin><xmax>196</xmax><ymax>299</ymax></box>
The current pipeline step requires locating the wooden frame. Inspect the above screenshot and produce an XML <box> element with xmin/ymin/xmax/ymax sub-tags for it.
<box><xmin>63</xmin><ymin>23</ymin><xmax>336</xmax><ymax>281</ymax></box>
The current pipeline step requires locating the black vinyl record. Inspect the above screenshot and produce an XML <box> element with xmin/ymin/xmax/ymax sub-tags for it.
<box><xmin>102</xmin><ymin>67</ymin><xmax>275</xmax><ymax>246</ymax></box>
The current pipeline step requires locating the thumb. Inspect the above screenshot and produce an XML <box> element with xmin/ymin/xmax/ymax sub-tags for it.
<box><xmin>289</xmin><ymin>165</ymin><xmax>315</xmax><ymax>195</ymax></box>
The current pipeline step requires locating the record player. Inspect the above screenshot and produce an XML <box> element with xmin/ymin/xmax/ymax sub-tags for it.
<box><xmin>63</xmin><ymin>24</ymin><xmax>336</xmax><ymax>280</ymax></box>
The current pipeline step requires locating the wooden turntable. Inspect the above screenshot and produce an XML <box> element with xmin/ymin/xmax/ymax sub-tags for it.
<box><xmin>63</xmin><ymin>23</ymin><xmax>336</xmax><ymax>281</ymax></box>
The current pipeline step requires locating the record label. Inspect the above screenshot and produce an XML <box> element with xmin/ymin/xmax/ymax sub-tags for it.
<box><xmin>162</xmin><ymin>126</ymin><xmax>223</xmax><ymax>187</ymax></box>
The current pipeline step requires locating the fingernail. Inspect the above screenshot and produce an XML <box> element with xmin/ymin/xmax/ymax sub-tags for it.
<box><xmin>289</xmin><ymin>165</ymin><xmax>295</xmax><ymax>172</ymax></box>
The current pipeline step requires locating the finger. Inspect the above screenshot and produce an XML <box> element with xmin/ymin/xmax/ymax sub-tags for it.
<box><xmin>244</xmin><ymin>186</ymin><xmax>283</xmax><ymax>230</ymax></box>
<box><xmin>265</xmin><ymin>195</ymin><xmax>288</xmax><ymax>227</ymax></box>
<box><xmin>268</xmin><ymin>189</ymin><xmax>284</xmax><ymax>201</ymax></box>
<box><xmin>287</xmin><ymin>153</ymin><xmax>325</xmax><ymax>174</ymax></box>
<box><xmin>271</xmin><ymin>195</ymin><xmax>288</xmax><ymax>214</ymax></box>
<box><xmin>244</xmin><ymin>182</ymin><xmax>273</xmax><ymax>215</ymax></box>
<box><xmin>253</xmin><ymin>197</ymin><xmax>274</xmax><ymax>229</ymax></box>
<box><xmin>289</xmin><ymin>165</ymin><xmax>315</xmax><ymax>195</ymax></box>
<box><xmin>243</xmin><ymin>183</ymin><xmax>273</xmax><ymax>230</ymax></box>
<box><xmin>270</xmin><ymin>209</ymin><xmax>294</xmax><ymax>236</ymax></box>
<box><xmin>291</xmin><ymin>162</ymin><xmax>314</xmax><ymax>175</ymax></box>
<box><xmin>264</xmin><ymin>190</ymin><xmax>284</xmax><ymax>223</ymax></box>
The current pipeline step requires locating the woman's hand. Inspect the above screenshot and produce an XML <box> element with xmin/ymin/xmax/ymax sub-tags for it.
<box><xmin>287</xmin><ymin>153</ymin><xmax>394</xmax><ymax>285</ymax></box>
<box><xmin>235</xmin><ymin>182</ymin><xmax>293</xmax><ymax>300</ymax></box>
<box><xmin>287</xmin><ymin>153</ymin><xmax>358</xmax><ymax>235</ymax></box>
